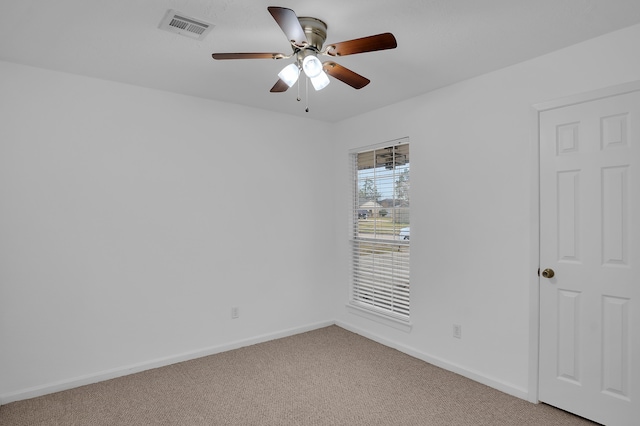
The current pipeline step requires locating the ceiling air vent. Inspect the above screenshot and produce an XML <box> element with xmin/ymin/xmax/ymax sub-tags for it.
<box><xmin>159</xmin><ymin>10</ymin><xmax>214</xmax><ymax>41</ymax></box>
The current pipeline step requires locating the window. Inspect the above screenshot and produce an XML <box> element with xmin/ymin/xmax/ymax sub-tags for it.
<box><xmin>350</xmin><ymin>139</ymin><xmax>410</xmax><ymax>320</ymax></box>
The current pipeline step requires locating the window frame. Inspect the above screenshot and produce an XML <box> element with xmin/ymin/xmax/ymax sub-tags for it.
<box><xmin>348</xmin><ymin>138</ymin><xmax>410</xmax><ymax>326</ymax></box>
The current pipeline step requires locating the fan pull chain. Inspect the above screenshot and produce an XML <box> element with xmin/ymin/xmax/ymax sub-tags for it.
<box><xmin>305</xmin><ymin>77</ymin><xmax>309</xmax><ymax>112</ymax></box>
<box><xmin>296</xmin><ymin>75</ymin><xmax>301</xmax><ymax>102</ymax></box>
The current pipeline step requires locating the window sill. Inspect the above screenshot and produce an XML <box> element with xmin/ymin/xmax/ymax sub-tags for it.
<box><xmin>346</xmin><ymin>303</ymin><xmax>413</xmax><ymax>333</ymax></box>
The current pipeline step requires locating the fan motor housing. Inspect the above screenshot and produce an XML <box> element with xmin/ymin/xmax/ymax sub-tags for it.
<box><xmin>298</xmin><ymin>17</ymin><xmax>327</xmax><ymax>51</ymax></box>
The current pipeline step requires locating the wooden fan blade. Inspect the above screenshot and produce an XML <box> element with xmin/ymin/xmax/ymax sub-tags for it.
<box><xmin>212</xmin><ymin>52</ymin><xmax>286</xmax><ymax>60</ymax></box>
<box><xmin>267</xmin><ymin>6</ymin><xmax>308</xmax><ymax>47</ymax></box>
<box><xmin>324</xmin><ymin>33</ymin><xmax>397</xmax><ymax>57</ymax></box>
<box><xmin>323</xmin><ymin>62</ymin><xmax>370</xmax><ymax>89</ymax></box>
<box><xmin>270</xmin><ymin>79</ymin><xmax>290</xmax><ymax>93</ymax></box>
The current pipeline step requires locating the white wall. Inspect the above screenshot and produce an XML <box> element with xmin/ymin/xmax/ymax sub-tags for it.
<box><xmin>0</xmin><ymin>62</ymin><xmax>337</xmax><ymax>402</ymax></box>
<box><xmin>332</xmin><ymin>23</ymin><xmax>640</xmax><ymax>399</ymax></box>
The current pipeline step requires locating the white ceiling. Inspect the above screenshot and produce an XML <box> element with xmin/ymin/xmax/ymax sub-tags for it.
<box><xmin>2</xmin><ymin>0</ymin><xmax>640</xmax><ymax>122</ymax></box>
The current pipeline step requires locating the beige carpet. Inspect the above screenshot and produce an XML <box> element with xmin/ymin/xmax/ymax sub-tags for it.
<box><xmin>0</xmin><ymin>325</ymin><xmax>597</xmax><ymax>425</ymax></box>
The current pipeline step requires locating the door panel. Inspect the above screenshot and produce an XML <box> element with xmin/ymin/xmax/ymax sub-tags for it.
<box><xmin>539</xmin><ymin>90</ymin><xmax>639</xmax><ymax>426</ymax></box>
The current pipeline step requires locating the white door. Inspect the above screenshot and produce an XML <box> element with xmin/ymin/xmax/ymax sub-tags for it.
<box><xmin>539</xmin><ymin>89</ymin><xmax>640</xmax><ymax>426</ymax></box>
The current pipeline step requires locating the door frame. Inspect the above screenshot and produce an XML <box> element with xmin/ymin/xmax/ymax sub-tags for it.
<box><xmin>528</xmin><ymin>80</ymin><xmax>640</xmax><ymax>403</ymax></box>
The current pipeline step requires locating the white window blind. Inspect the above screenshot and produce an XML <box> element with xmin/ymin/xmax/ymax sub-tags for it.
<box><xmin>350</xmin><ymin>140</ymin><xmax>410</xmax><ymax>320</ymax></box>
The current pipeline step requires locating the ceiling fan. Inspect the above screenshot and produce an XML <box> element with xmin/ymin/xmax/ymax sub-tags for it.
<box><xmin>211</xmin><ymin>6</ymin><xmax>397</xmax><ymax>95</ymax></box>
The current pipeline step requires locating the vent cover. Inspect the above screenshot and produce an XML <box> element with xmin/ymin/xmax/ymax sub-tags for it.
<box><xmin>159</xmin><ymin>10</ymin><xmax>214</xmax><ymax>40</ymax></box>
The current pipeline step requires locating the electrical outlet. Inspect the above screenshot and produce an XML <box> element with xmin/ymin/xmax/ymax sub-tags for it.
<box><xmin>453</xmin><ymin>324</ymin><xmax>462</xmax><ymax>339</ymax></box>
<box><xmin>231</xmin><ymin>306</ymin><xmax>239</xmax><ymax>319</ymax></box>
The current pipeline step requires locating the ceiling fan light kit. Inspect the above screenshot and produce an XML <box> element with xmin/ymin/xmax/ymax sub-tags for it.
<box><xmin>211</xmin><ymin>6</ymin><xmax>397</xmax><ymax>111</ymax></box>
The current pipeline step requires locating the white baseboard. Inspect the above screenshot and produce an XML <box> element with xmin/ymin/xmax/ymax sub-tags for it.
<box><xmin>335</xmin><ymin>320</ymin><xmax>530</xmax><ymax>401</ymax></box>
<box><xmin>0</xmin><ymin>320</ymin><xmax>334</xmax><ymax>405</ymax></box>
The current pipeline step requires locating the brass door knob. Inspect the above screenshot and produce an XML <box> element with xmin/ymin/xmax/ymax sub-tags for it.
<box><xmin>541</xmin><ymin>268</ymin><xmax>555</xmax><ymax>279</ymax></box>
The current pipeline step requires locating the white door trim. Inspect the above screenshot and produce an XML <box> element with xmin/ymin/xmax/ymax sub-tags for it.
<box><xmin>528</xmin><ymin>80</ymin><xmax>640</xmax><ymax>403</ymax></box>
